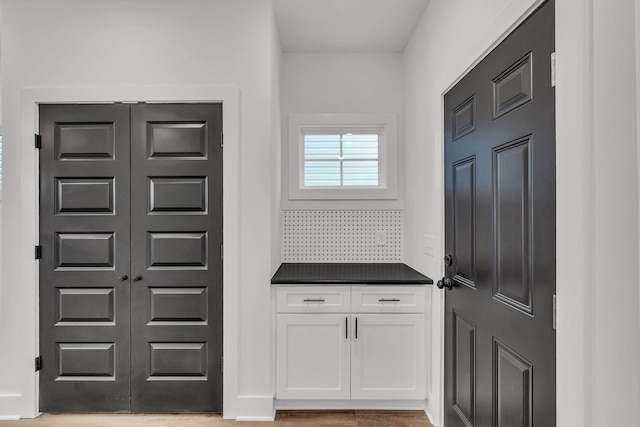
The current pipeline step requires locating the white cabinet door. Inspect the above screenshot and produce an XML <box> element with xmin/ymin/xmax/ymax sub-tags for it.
<box><xmin>276</xmin><ymin>314</ymin><xmax>350</xmax><ymax>399</ymax></box>
<box><xmin>351</xmin><ymin>314</ymin><xmax>425</xmax><ymax>400</ymax></box>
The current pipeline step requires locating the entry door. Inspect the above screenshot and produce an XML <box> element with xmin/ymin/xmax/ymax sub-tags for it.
<box><xmin>39</xmin><ymin>103</ymin><xmax>223</xmax><ymax>413</ymax></box>
<box><xmin>442</xmin><ymin>1</ymin><xmax>555</xmax><ymax>426</ymax></box>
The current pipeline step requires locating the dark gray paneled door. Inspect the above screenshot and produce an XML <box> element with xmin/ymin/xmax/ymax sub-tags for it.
<box><xmin>39</xmin><ymin>104</ymin><xmax>132</xmax><ymax>412</ymax></box>
<box><xmin>442</xmin><ymin>1</ymin><xmax>555</xmax><ymax>426</ymax></box>
<box><xmin>39</xmin><ymin>103</ymin><xmax>223</xmax><ymax>413</ymax></box>
<box><xmin>130</xmin><ymin>104</ymin><xmax>223</xmax><ymax>412</ymax></box>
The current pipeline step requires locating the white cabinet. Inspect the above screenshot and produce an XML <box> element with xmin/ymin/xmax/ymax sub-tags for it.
<box><xmin>275</xmin><ymin>285</ymin><xmax>426</xmax><ymax>402</ymax></box>
<box><xmin>276</xmin><ymin>313</ymin><xmax>350</xmax><ymax>399</ymax></box>
<box><xmin>350</xmin><ymin>314</ymin><xmax>425</xmax><ymax>399</ymax></box>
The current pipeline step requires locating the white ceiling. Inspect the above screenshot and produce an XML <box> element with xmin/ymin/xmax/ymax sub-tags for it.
<box><xmin>273</xmin><ymin>0</ymin><xmax>430</xmax><ymax>53</ymax></box>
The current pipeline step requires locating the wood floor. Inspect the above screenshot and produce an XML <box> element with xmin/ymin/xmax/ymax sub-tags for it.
<box><xmin>0</xmin><ymin>411</ymin><xmax>433</xmax><ymax>427</ymax></box>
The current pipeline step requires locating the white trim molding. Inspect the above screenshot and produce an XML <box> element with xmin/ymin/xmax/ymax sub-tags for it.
<box><xmin>236</xmin><ymin>395</ymin><xmax>276</xmax><ymax>421</ymax></box>
<box><xmin>0</xmin><ymin>394</ymin><xmax>23</xmax><ymax>421</ymax></box>
<box><xmin>275</xmin><ymin>399</ymin><xmax>427</xmax><ymax>411</ymax></box>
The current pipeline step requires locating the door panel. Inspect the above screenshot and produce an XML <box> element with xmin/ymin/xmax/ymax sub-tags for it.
<box><xmin>452</xmin><ymin>311</ymin><xmax>475</xmax><ymax>427</ymax></box>
<box><xmin>493</xmin><ymin>339</ymin><xmax>533</xmax><ymax>427</ymax></box>
<box><xmin>452</xmin><ymin>157</ymin><xmax>476</xmax><ymax>289</ymax></box>
<box><xmin>40</xmin><ymin>103</ymin><xmax>223</xmax><ymax>413</ymax></box>
<box><xmin>129</xmin><ymin>104</ymin><xmax>223</xmax><ymax>413</ymax></box>
<box><xmin>39</xmin><ymin>104</ymin><xmax>131</xmax><ymax>412</ymax></box>
<box><xmin>493</xmin><ymin>138</ymin><xmax>532</xmax><ymax>313</ymax></box>
<box><xmin>55</xmin><ymin>177</ymin><xmax>115</xmax><ymax>213</ymax></box>
<box><xmin>148</xmin><ymin>177</ymin><xmax>208</xmax><ymax>213</ymax></box>
<box><xmin>443</xmin><ymin>1</ymin><xmax>555</xmax><ymax>426</ymax></box>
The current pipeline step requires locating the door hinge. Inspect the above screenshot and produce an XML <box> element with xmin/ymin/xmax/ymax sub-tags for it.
<box><xmin>35</xmin><ymin>245</ymin><xmax>42</xmax><ymax>260</ymax></box>
<box><xmin>220</xmin><ymin>132</ymin><xmax>224</xmax><ymax>148</ymax></box>
<box><xmin>35</xmin><ymin>356</ymin><xmax>42</xmax><ymax>371</ymax></box>
<box><xmin>551</xmin><ymin>52</ymin><xmax>557</xmax><ymax>87</ymax></box>
<box><xmin>553</xmin><ymin>294</ymin><xmax>557</xmax><ymax>330</ymax></box>
<box><xmin>35</xmin><ymin>134</ymin><xmax>42</xmax><ymax>149</ymax></box>
<box><xmin>220</xmin><ymin>243</ymin><xmax>224</xmax><ymax>261</ymax></box>
<box><xmin>220</xmin><ymin>356</ymin><xmax>224</xmax><ymax>373</ymax></box>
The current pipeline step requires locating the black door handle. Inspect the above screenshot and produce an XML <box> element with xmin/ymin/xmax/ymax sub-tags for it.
<box><xmin>436</xmin><ymin>277</ymin><xmax>454</xmax><ymax>291</ymax></box>
<box><xmin>132</xmin><ymin>275</ymin><xmax>143</xmax><ymax>282</ymax></box>
<box><xmin>118</xmin><ymin>275</ymin><xmax>129</xmax><ymax>281</ymax></box>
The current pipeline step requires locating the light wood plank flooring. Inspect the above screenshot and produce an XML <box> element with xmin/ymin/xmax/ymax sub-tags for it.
<box><xmin>0</xmin><ymin>411</ymin><xmax>433</xmax><ymax>427</ymax></box>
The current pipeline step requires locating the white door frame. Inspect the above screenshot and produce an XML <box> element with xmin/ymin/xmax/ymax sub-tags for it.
<box><xmin>12</xmin><ymin>86</ymin><xmax>241</xmax><ymax>419</ymax></box>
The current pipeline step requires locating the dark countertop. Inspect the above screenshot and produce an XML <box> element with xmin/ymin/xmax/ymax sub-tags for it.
<box><xmin>271</xmin><ymin>263</ymin><xmax>433</xmax><ymax>285</ymax></box>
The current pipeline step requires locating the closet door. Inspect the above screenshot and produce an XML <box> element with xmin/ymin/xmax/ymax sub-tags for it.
<box><xmin>39</xmin><ymin>103</ymin><xmax>223</xmax><ymax>413</ymax></box>
<box><xmin>39</xmin><ymin>104</ymin><xmax>131</xmax><ymax>412</ymax></box>
<box><xmin>129</xmin><ymin>104</ymin><xmax>223</xmax><ymax>412</ymax></box>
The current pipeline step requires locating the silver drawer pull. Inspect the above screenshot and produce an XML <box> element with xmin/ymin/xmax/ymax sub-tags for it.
<box><xmin>303</xmin><ymin>298</ymin><xmax>325</xmax><ymax>302</ymax></box>
<box><xmin>379</xmin><ymin>298</ymin><xmax>401</xmax><ymax>302</ymax></box>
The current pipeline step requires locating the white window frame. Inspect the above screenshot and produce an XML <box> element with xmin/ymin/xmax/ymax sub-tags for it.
<box><xmin>288</xmin><ymin>114</ymin><xmax>398</xmax><ymax>200</ymax></box>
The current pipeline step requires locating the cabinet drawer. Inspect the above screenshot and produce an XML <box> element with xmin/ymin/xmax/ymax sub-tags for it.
<box><xmin>277</xmin><ymin>286</ymin><xmax>350</xmax><ymax>313</ymax></box>
<box><xmin>351</xmin><ymin>286</ymin><xmax>425</xmax><ymax>313</ymax></box>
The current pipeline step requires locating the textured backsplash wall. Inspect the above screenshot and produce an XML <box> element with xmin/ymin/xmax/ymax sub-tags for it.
<box><xmin>282</xmin><ymin>210</ymin><xmax>403</xmax><ymax>262</ymax></box>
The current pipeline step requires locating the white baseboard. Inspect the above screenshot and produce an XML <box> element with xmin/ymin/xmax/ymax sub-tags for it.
<box><xmin>235</xmin><ymin>395</ymin><xmax>275</xmax><ymax>421</ymax></box>
<box><xmin>236</xmin><ymin>415</ymin><xmax>276</xmax><ymax>422</ymax></box>
<box><xmin>425</xmin><ymin>406</ymin><xmax>437</xmax><ymax>427</ymax></box>
<box><xmin>275</xmin><ymin>399</ymin><xmax>427</xmax><ymax>410</ymax></box>
<box><xmin>0</xmin><ymin>394</ymin><xmax>23</xmax><ymax>420</ymax></box>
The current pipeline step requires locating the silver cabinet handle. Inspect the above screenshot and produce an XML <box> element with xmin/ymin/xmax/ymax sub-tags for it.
<box><xmin>303</xmin><ymin>298</ymin><xmax>325</xmax><ymax>302</ymax></box>
<box><xmin>379</xmin><ymin>298</ymin><xmax>401</xmax><ymax>302</ymax></box>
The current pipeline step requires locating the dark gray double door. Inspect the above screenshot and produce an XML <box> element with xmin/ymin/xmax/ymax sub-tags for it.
<box><xmin>39</xmin><ymin>103</ymin><xmax>223</xmax><ymax>413</ymax></box>
<box><xmin>443</xmin><ymin>1</ymin><xmax>555</xmax><ymax>426</ymax></box>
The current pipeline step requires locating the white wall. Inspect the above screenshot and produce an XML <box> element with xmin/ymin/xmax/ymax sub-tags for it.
<box><xmin>0</xmin><ymin>196</ymin><xmax>2</xmax><ymax>318</ymax></box>
<box><xmin>636</xmin><ymin>0</ymin><xmax>640</xmax><ymax>396</ymax></box>
<box><xmin>555</xmin><ymin>1</ymin><xmax>592</xmax><ymax>425</ymax></box>
<box><xmin>271</xmin><ymin>13</ymin><xmax>283</xmax><ymax>274</ymax></box>
<box><xmin>270</xmin><ymin>8</ymin><xmax>283</xmax><ymax>403</ymax></box>
<box><xmin>556</xmin><ymin>0</ymin><xmax>640</xmax><ymax>424</ymax></box>
<box><xmin>405</xmin><ymin>0</ymin><xmax>640</xmax><ymax>425</ymax></box>
<box><xmin>280</xmin><ymin>53</ymin><xmax>404</xmax><ymax>210</ymax></box>
<box><xmin>586</xmin><ymin>0</ymin><xmax>640</xmax><ymax>424</ymax></box>
<box><xmin>0</xmin><ymin>0</ymin><xmax>279</xmax><ymax>420</ymax></box>
<box><xmin>0</xmin><ymin>0</ymin><xmax>3</xmax><ymax>350</ymax></box>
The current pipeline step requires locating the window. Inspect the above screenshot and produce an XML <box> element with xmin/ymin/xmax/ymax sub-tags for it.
<box><xmin>288</xmin><ymin>114</ymin><xmax>398</xmax><ymax>200</ymax></box>
<box><xmin>303</xmin><ymin>131</ymin><xmax>380</xmax><ymax>187</ymax></box>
